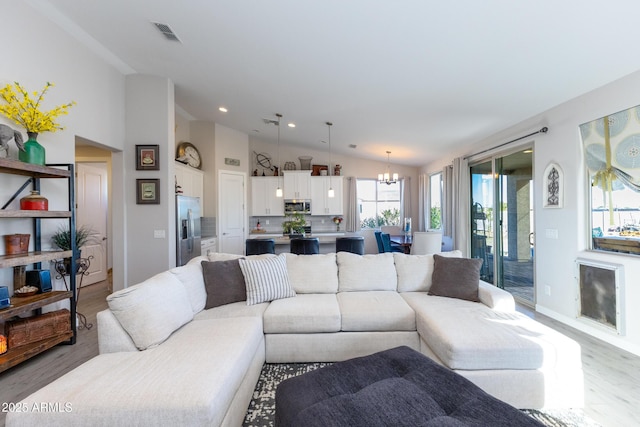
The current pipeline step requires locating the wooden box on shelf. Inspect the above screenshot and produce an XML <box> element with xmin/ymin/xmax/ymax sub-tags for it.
<box><xmin>6</xmin><ymin>309</ymin><xmax>71</xmax><ymax>349</ymax></box>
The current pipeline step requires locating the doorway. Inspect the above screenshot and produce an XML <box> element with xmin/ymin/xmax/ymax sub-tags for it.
<box><xmin>218</xmin><ymin>170</ymin><xmax>246</xmax><ymax>255</ymax></box>
<box><xmin>470</xmin><ymin>147</ymin><xmax>535</xmax><ymax>305</ymax></box>
<box><xmin>76</xmin><ymin>162</ymin><xmax>108</xmax><ymax>286</ymax></box>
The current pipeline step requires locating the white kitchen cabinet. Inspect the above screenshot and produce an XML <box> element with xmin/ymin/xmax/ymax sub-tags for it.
<box><xmin>175</xmin><ymin>162</ymin><xmax>204</xmax><ymax>203</ymax></box>
<box><xmin>311</xmin><ymin>176</ymin><xmax>343</xmax><ymax>215</ymax></box>
<box><xmin>283</xmin><ymin>171</ymin><xmax>311</xmax><ymax>199</ymax></box>
<box><xmin>251</xmin><ymin>177</ymin><xmax>284</xmax><ymax>216</ymax></box>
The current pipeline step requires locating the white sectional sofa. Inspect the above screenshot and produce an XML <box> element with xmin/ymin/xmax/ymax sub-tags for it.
<box><xmin>6</xmin><ymin>251</ymin><xmax>584</xmax><ymax>427</ymax></box>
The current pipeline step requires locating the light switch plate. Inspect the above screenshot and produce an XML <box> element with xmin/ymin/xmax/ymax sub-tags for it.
<box><xmin>545</xmin><ymin>229</ymin><xmax>558</xmax><ymax>239</ymax></box>
<box><xmin>154</xmin><ymin>229</ymin><xmax>166</xmax><ymax>239</ymax></box>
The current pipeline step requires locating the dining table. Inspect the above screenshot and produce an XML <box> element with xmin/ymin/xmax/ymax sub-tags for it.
<box><xmin>390</xmin><ymin>234</ymin><xmax>412</xmax><ymax>254</ymax></box>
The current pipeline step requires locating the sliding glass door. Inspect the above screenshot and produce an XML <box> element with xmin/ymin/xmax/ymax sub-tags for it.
<box><xmin>470</xmin><ymin>148</ymin><xmax>535</xmax><ymax>305</ymax></box>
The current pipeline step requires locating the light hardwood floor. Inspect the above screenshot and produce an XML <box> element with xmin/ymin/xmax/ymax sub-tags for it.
<box><xmin>0</xmin><ymin>282</ymin><xmax>638</xmax><ymax>427</ymax></box>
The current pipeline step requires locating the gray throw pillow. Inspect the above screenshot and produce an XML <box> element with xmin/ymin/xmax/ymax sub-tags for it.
<box><xmin>428</xmin><ymin>255</ymin><xmax>482</xmax><ymax>302</ymax></box>
<box><xmin>201</xmin><ymin>259</ymin><xmax>246</xmax><ymax>309</ymax></box>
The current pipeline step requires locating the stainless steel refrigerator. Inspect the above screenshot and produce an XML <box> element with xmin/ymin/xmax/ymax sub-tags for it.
<box><xmin>176</xmin><ymin>195</ymin><xmax>202</xmax><ymax>266</ymax></box>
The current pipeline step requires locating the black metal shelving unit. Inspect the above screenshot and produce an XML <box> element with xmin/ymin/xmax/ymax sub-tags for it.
<box><xmin>0</xmin><ymin>158</ymin><xmax>77</xmax><ymax>373</ymax></box>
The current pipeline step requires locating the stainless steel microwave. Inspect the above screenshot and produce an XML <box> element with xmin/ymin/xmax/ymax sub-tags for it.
<box><xmin>284</xmin><ymin>199</ymin><xmax>311</xmax><ymax>215</ymax></box>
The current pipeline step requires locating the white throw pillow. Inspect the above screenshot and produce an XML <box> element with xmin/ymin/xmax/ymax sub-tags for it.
<box><xmin>239</xmin><ymin>254</ymin><xmax>296</xmax><ymax>305</ymax></box>
<box><xmin>107</xmin><ymin>271</ymin><xmax>194</xmax><ymax>350</ymax></box>
<box><xmin>285</xmin><ymin>253</ymin><xmax>338</xmax><ymax>293</ymax></box>
<box><xmin>169</xmin><ymin>262</ymin><xmax>207</xmax><ymax>314</ymax></box>
<box><xmin>337</xmin><ymin>252</ymin><xmax>397</xmax><ymax>292</ymax></box>
<box><xmin>394</xmin><ymin>250</ymin><xmax>462</xmax><ymax>292</ymax></box>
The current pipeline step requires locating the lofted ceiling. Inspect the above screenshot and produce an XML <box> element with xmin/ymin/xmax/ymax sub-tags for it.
<box><xmin>31</xmin><ymin>0</ymin><xmax>640</xmax><ymax>166</ymax></box>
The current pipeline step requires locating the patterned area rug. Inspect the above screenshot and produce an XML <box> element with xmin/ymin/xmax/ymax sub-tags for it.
<box><xmin>243</xmin><ymin>363</ymin><xmax>601</xmax><ymax>427</ymax></box>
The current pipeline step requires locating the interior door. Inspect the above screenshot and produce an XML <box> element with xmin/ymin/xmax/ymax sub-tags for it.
<box><xmin>218</xmin><ymin>171</ymin><xmax>245</xmax><ymax>255</ymax></box>
<box><xmin>76</xmin><ymin>162</ymin><xmax>108</xmax><ymax>286</ymax></box>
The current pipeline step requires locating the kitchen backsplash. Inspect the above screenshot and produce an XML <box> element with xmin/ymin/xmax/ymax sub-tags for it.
<box><xmin>251</xmin><ymin>216</ymin><xmax>343</xmax><ymax>234</ymax></box>
<box><xmin>201</xmin><ymin>216</ymin><xmax>216</xmax><ymax>237</ymax></box>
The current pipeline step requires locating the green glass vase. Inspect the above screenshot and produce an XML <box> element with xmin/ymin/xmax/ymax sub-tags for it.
<box><xmin>19</xmin><ymin>132</ymin><xmax>46</xmax><ymax>165</ymax></box>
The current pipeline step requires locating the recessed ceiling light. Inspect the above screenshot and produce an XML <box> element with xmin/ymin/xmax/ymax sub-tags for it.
<box><xmin>349</xmin><ymin>144</ymin><xmax>357</xmax><ymax>149</ymax></box>
<box><xmin>288</xmin><ymin>123</ymin><xmax>295</xmax><ymax>128</ymax></box>
<box><xmin>219</xmin><ymin>107</ymin><xmax>228</xmax><ymax>113</ymax></box>
<box><xmin>523</xmin><ymin>149</ymin><xmax>533</xmax><ymax>153</ymax></box>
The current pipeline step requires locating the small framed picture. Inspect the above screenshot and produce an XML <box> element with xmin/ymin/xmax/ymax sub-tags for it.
<box><xmin>136</xmin><ymin>179</ymin><xmax>160</xmax><ymax>204</ymax></box>
<box><xmin>136</xmin><ymin>145</ymin><xmax>159</xmax><ymax>170</ymax></box>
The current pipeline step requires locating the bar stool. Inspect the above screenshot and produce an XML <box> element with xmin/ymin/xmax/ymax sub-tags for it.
<box><xmin>335</xmin><ymin>236</ymin><xmax>365</xmax><ymax>255</ymax></box>
<box><xmin>245</xmin><ymin>238</ymin><xmax>275</xmax><ymax>256</ymax></box>
<box><xmin>290</xmin><ymin>237</ymin><xmax>320</xmax><ymax>255</ymax></box>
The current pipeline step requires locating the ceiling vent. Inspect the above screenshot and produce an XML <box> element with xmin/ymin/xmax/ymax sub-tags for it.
<box><xmin>152</xmin><ymin>22</ymin><xmax>181</xmax><ymax>42</ymax></box>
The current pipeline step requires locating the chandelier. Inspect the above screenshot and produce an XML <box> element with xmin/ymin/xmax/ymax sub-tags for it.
<box><xmin>378</xmin><ymin>151</ymin><xmax>398</xmax><ymax>185</ymax></box>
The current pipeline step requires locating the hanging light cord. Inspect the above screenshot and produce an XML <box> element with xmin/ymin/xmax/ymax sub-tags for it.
<box><xmin>327</xmin><ymin>121</ymin><xmax>333</xmax><ymax>189</ymax></box>
<box><xmin>276</xmin><ymin>113</ymin><xmax>282</xmax><ymax>190</ymax></box>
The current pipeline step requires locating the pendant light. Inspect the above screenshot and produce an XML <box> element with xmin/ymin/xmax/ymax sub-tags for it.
<box><xmin>275</xmin><ymin>113</ymin><xmax>283</xmax><ymax>198</ymax></box>
<box><xmin>378</xmin><ymin>150</ymin><xmax>398</xmax><ymax>185</ymax></box>
<box><xmin>326</xmin><ymin>121</ymin><xmax>335</xmax><ymax>198</ymax></box>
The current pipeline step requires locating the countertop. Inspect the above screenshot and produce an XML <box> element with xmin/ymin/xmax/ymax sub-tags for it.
<box><xmin>248</xmin><ymin>232</ymin><xmax>346</xmax><ymax>244</ymax></box>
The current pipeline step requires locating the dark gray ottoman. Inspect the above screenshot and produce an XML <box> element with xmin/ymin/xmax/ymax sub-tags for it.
<box><xmin>275</xmin><ymin>346</ymin><xmax>543</xmax><ymax>426</ymax></box>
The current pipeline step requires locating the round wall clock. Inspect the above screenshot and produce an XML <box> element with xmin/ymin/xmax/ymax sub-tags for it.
<box><xmin>176</xmin><ymin>142</ymin><xmax>202</xmax><ymax>169</ymax></box>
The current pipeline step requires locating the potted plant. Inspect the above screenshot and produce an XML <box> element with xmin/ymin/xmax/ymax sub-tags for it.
<box><xmin>0</xmin><ymin>81</ymin><xmax>75</xmax><ymax>165</ymax></box>
<box><xmin>282</xmin><ymin>213</ymin><xmax>307</xmax><ymax>236</ymax></box>
<box><xmin>51</xmin><ymin>225</ymin><xmax>94</xmax><ymax>275</ymax></box>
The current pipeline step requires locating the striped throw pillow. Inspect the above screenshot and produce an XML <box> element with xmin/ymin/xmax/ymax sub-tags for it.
<box><xmin>239</xmin><ymin>254</ymin><xmax>296</xmax><ymax>305</ymax></box>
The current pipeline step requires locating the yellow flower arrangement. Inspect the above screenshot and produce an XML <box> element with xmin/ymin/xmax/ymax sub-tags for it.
<box><xmin>0</xmin><ymin>82</ymin><xmax>75</xmax><ymax>133</ymax></box>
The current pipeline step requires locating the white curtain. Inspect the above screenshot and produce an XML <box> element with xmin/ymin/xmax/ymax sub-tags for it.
<box><xmin>345</xmin><ymin>177</ymin><xmax>360</xmax><ymax>232</ymax></box>
<box><xmin>417</xmin><ymin>174</ymin><xmax>428</xmax><ymax>232</ymax></box>
<box><xmin>442</xmin><ymin>165</ymin><xmax>453</xmax><ymax>238</ymax></box>
<box><xmin>452</xmin><ymin>157</ymin><xmax>469</xmax><ymax>256</ymax></box>
<box><xmin>400</xmin><ymin>177</ymin><xmax>411</xmax><ymax>227</ymax></box>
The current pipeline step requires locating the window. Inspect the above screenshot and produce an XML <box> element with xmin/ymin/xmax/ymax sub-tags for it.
<box><xmin>581</xmin><ymin>105</ymin><xmax>640</xmax><ymax>256</ymax></box>
<box><xmin>429</xmin><ymin>172</ymin><xmax>442</xmax><ymax>229</ymax></box>
<box><xmin>357</xmin><ymin>179</ymin><xmax>401</xmax><ymax>228</ymax></box>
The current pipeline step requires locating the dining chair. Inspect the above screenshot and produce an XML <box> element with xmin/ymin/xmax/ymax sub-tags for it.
<box><xmin>245</xmin><ymin>238</ymin><xmax>275</xmax><ymax>256</ymax></box>
<box><xmin>290</xmin><ymin>237</ymin><xmax>320</xmax><ymax>255</ymax></box>
<box><xmin>358</xmin><ymin>229</ymin><xmax>379</xmax><ymax>254</ymax></box>
<box><xmin>379</xmin><ymin>232</ymin><xmax>404</xmax><ymax>253</ymax></box>
<box><xmin>410</xmin><ymin>232</ymin><xmax>443</xmax><ymax>255</ymax></box>
<box><xmin>380</xmin><ymin>225</ymin><xmax>403</xmax><ymax>236</ymax></box>
<box><xmin>374</xmin><ymin>231</ymin><xmax>385</xmax><ymax>253</ymax></box>
<box><xmin>441</xmin><ymin>235</ymin><xmax>454</xmax><ymax>252</ymax></box>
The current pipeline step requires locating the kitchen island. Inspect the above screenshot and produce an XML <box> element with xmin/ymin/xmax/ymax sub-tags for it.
<box><xmin>247</xmin><ymin>232</ymin><xmax>347</xmax><ymax>254</ymax></box>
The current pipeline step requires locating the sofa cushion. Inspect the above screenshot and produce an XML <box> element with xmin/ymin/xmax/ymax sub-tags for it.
<box><xmin>239</xmin><ymin>254</ymin><xmax>296</xmax><ymax>305</ymax></box>
<box><xmin>401</xmin><ymin>292</ymin><xmax>582</xmax><ymax>370</ymax></box>
<box><xmin>195</xmin><ymin>301</ymin><xmax>270</xmax><ymax>321</ymax></box>
<box><xmin>337</xmin><ymin>291</ymin><xmax>415</xmax><ymax>332</ymax></box>
<box><xmin>201</xmin><ymin>259</ymin><xmax>247</xmax><ymax>308</ymax></box>
<box><xmin>263</xmin><ymin>294</ymin><xmax>341</xmax><ymax>333</ymax></box>
<box><xmin>337</xmin><ymin>252</ymin><xmax>397</xmax><ymax>292</ymax></box>
<box><xmin>393</xmin><ymin>250</ymin><xmax>462</xmax><ymax>292</ymax></box>
<box><xmin>9</xmin><ymin>317</ymin><xmax>265</xmax><ymax>426</ymax></box>
<box><xmin>428</xmin><ymin>255</ymin><xmax>482</xmax><ymax>302</ymax></box>
<box><xmin>169</xmin><ymin>262</ymin><xmax>207</xmax><ymax>314</ymax></box>
<box><xmin>284</xmin><ymin>253</ymin><xmax>339</xmax><ymax>293</ymax></box>
<box><xmin>106</xmin><ymin>271</ymin><xmax>193</xmax><ymax>350</ymax></box>
<box><xmin>207</xmin><ymin>252</ymin><xmax>243</xmax><ymax>262</ymax></box>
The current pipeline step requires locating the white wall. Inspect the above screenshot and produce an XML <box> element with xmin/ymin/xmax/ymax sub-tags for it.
<box><xmin>125</xmin><ymin>75</ymin><xmax>176</xmax><ymax>286</ymax></box>
<box><xmin>423</xmin><ymin>69</ymin><xmax>640</xmax><ymax>356</ymax></box>
<box><xmin>0</xmin><ymin>1</ymin><xmax>126</xmax><ymax>291</ymax></box>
